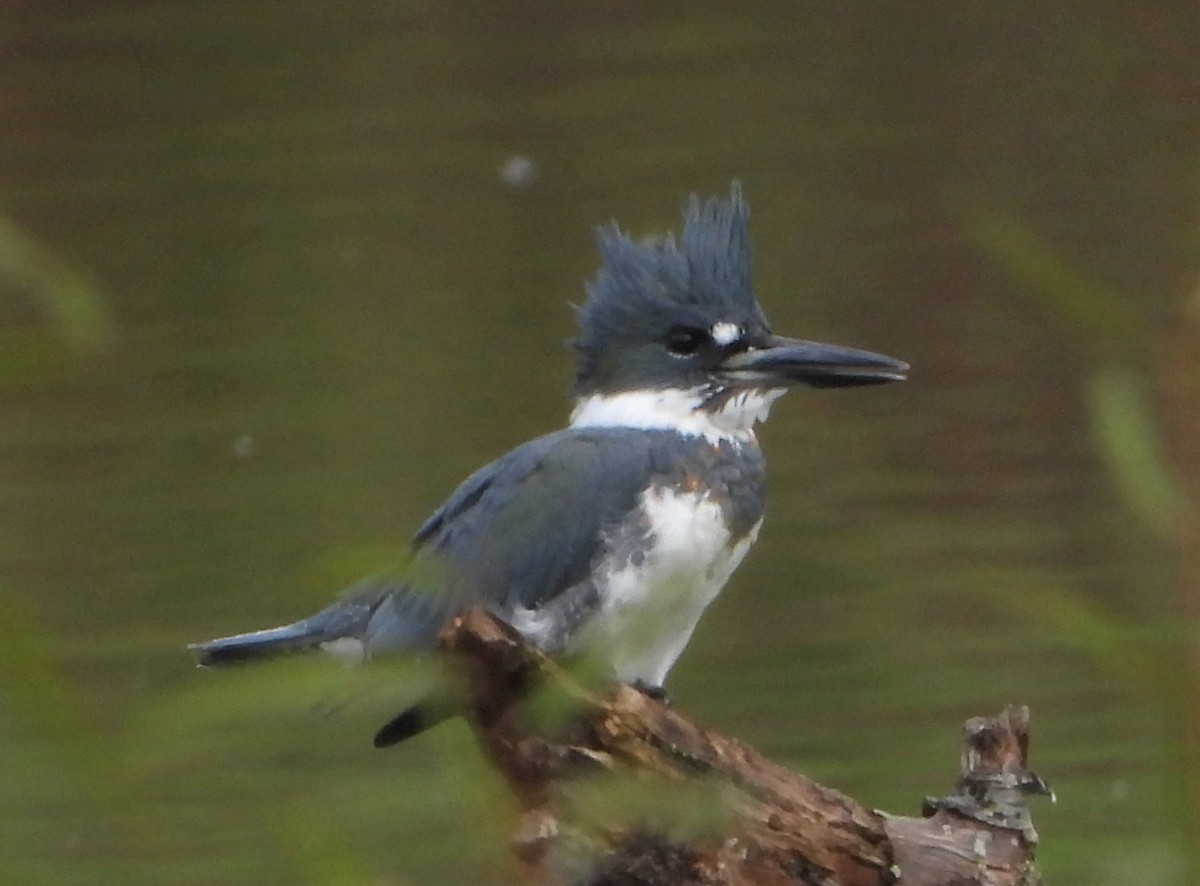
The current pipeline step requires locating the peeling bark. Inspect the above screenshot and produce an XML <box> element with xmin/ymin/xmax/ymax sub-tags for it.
<box><xmin>440</xmin><ymin>609</ymin><xmax>1050</xmax><ymax>886</ymax></box>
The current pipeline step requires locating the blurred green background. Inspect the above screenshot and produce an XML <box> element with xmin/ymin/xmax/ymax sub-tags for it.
<box><xmin>3</xmin><ymin>3</ymin><xmax>1199</xmax><ymax>883</ymax></box>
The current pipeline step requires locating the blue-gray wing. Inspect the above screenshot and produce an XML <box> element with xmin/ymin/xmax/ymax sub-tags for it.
<box><xmin>360</xmin><ymin>427</ymin><xmax>660</xmax><ymax>654</ymax></box>
<box><xmin>191</xmin><ymin>427</ymin><xmax>662</xmax><ymax>667</ymax></box>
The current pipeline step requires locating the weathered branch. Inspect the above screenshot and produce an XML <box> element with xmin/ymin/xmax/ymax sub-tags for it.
<box><xmin>439</xmin><ymin>609</ymin><xmax>1051</xmax><ymax>885</ymax></box>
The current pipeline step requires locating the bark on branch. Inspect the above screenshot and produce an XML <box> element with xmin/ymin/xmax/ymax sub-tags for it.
<box><xmin>439</xmin><ymin>608</ymin><xmax>1051</xmax><ymax>886</ymax></box>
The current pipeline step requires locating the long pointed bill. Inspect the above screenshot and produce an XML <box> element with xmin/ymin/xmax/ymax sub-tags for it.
<box><xmin>720</xmin><ymin>335</ymin><xmax>909</xmax><ymax>389</ymax></box>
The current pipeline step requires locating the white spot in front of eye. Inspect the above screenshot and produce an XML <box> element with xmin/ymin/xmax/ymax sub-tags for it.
<box><xmin>710</xmin><ymin>322</ymin><xmax>740</xmax><ymax>346</ymax></box>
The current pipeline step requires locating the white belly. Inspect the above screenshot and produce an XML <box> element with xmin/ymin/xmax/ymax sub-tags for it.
<box><xmin>580</xmin><ymin>487</ymin><xmax>761</xmax><ymax>686</ymax></box>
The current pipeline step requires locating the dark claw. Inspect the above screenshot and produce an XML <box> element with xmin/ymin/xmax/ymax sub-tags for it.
<box><xmin>631</xmin><ymin>680</ymin><xmax>671</xmax><ymax>705</ymax></box>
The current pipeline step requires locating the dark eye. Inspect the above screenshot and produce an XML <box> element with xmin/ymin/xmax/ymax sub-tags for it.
<box><xmin>665</xmin><ymin>327</ymin><xmax>706</xmax><ymax>356</ymax></box>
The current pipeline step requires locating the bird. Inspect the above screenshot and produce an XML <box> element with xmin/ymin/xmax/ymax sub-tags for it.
<box><xmin>189</xmin><ymin>183</ymin><xmax>908</xmax><ymax>747</ymax></box>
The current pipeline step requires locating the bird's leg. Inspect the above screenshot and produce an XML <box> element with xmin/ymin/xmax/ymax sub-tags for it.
<box><xmin>631</xmin><ymin>679</ymin><xmax>672</xmax><ymax>706</ymax></box>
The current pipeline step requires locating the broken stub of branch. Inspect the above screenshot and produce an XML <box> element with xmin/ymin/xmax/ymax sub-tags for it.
<box><xmin>439</xmin><ymin>608</ymin><xmax>1052</xmax><ymax>886</ymax></box>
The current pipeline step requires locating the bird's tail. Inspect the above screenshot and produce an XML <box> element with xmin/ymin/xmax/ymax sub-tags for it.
<box><xmin>189</xmin><ymin>589</ymin><xmax>385</xmax><ymax>667</ymax></box>
<box><xmin>188</xmin><ymin>620</ymin><xmax>349</xmax><ymax>667</ymax></box>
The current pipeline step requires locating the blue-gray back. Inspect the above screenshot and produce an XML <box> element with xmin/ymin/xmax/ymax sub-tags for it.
<box><xmin>357</xmin><ymin>426</ymin><xmax>766</xmax><ymax>655</ymax></box>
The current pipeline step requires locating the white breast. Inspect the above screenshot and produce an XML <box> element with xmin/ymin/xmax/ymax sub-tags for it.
<box><xmin>577</xmin><ymin>487</ymin><xmax>761</xmax><ymax>687</ymax></box>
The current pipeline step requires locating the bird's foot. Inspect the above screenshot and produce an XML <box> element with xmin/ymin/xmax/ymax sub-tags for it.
<box><xmin>631</xmin><ymin>680</ymin><xmax>671</xmax><ymax>706</ymax></box>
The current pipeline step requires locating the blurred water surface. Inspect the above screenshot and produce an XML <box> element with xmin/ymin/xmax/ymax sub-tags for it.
<box><xmin>2</xmin><ymin>3</ymin><xmax>1199</xmax><ymax>883</ymax></box>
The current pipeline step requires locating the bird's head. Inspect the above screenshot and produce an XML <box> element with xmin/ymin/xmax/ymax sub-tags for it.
<box><xmin>569</xmin><ymin>184</ymin><xmax>907</xmax><ymax>436</ymax></box>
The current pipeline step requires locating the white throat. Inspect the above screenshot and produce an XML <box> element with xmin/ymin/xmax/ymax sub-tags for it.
<box><xmin>569</xmin><ymin>387</ymin><xmax>785</xmax><ymax>443</ymax></box>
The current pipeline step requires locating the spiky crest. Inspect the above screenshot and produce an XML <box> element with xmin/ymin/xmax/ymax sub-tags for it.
<box><xmin>572</xmin><ymin>183</ymin><xmax>768</xmax><ymax>393</ymax></box>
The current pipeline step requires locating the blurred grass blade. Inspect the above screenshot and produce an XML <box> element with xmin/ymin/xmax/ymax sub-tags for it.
<box><xmin>1088</xmin><ymin>369</ymin><xmax>1188</xmax><ymax>540</ymax></box>
<box><xmin>277</xmin><ymin>802</ymin><xmax>381</xmax><ymax>886</ymax></box>
<box><xmin>958</xmin><ymin>202</ymin><xmax>1147</xmax><ymax>353</ymax></box>
<box><xmin>133</xmin><ymin>655</ymin><xmax>438</xmax><ymax>768</ymax></box>
<box><xmin>0</xmin><ymin>590</ymin><xmax>101</xmax><ymax>773</ymax></box>
<box><xmin>0</xmin><ymin>212</ymin><xmax>118</xmax><ymax>352</ymax></box>
<box><xmin>0</xmin><ymin>586</ymin><xmax>159</xmax><ymax>861</ymax></box>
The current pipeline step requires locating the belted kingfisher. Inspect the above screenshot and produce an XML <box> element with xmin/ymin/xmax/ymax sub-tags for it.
<box><xmin>190</xmin><ymin>183</ymin><xmax>908</xmax><ymax>747</ymax></box>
